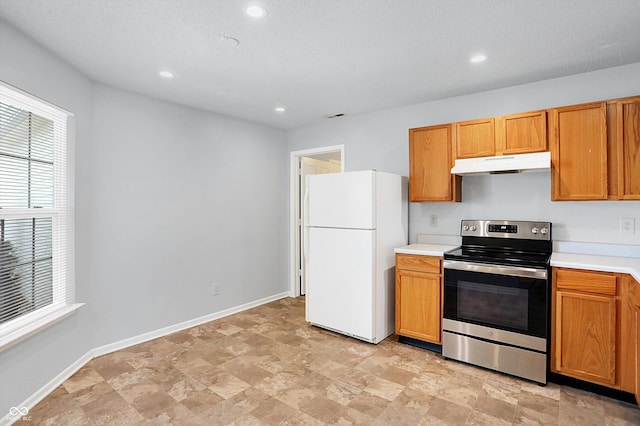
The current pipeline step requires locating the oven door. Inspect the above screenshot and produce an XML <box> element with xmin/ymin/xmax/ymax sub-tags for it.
<box><xmin>443</xmin><ymin>260</ymin><xmax>548</xmax><ymax>339</ymax></box>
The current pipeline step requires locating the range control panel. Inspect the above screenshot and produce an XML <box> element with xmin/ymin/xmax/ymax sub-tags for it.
<box><xmin>461</xmin><ymin>220</ymin><xmax>551</xmax><ymax>240</ymax></box>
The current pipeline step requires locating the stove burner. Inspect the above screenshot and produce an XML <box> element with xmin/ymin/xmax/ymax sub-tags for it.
<box><xmin>444</xmin><ymin>246</ymin><xmax>551</xmax><ymax>268</ymax></box>
<box><xmin>444</xmin><ymin>220</ymin><xmax>552</xmax><ymax>268</ymax></box>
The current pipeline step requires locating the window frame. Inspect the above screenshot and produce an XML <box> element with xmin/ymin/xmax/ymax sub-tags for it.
<box><xmin>0</xmin><ymin>81</ymin><xmax>82</xmax><ymax>351</ymax></box>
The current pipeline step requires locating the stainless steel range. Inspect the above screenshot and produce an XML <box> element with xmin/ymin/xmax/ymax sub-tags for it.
<box><xmin>442</xmin><ymin>220</ymin><xmax>552</xmax><ymax>384</ymax></box>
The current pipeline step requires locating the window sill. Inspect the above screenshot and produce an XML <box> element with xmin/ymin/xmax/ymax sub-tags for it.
<box><xmin>0</xmin><ymin>303</ymin><xmax>84</xmax><ymax>352</ymax></box>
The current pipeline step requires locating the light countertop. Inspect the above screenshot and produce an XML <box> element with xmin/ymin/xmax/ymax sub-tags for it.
<box><xmin>394</xmin><ymin>243</ymin><xmax>458</xmax><ymax>257</ymax></box>
<box><xmin>396</xmin><ymin>235</ymin><xmax>640</xmax><ymax>283</ymax></box>
<box><xmin>551</xmin><ymin>252</ymin><xmax>640</xmax><ymax>282</ymax></box>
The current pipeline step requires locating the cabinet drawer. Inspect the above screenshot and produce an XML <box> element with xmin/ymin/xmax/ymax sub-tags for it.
<box><xmin>555</xmin><ymin>268</ymin><xmax>617</xmax><ymax>296</ymax></box>
<box><xmin>396</xmin><ymin>254</ymin><xmax>440</xmax><ymax>274</ymax></box>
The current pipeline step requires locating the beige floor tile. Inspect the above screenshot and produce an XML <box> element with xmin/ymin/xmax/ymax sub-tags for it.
<box><xmin>346</xmin><ymin>390</ymin><xmax>392</xmax><ymax>418</ymax></box>
<box><xmin>513</xmin><ymin>405</ymin><xmax>559</xmax><ymax>425</ymax></box>
<box><xmin>62</xmin><ymin>366</ymin><xmax>105</xmax><ymax>394</ymax></box>
<box><xmin>299</xmin><ymin>394</ymin><xmax>346</xmax><ymax>423</ymax></box>
<box><xmin>71</xmin><ymin>380</ymin><xmax>116</xmax><ymax>407</ymax></box>
<box><xmin>362</xmin><ymin>374</ymin><xmax>406</xmax><ymax>401</ymax></box>
<box><xmin>473</xmin><ymin>393</ymin><xmax>517</xmax><ymax>423</ymax></box>
<box><xmin>24</xmin><ymin>385</ymin><xmax>78</xmax><ymax>421</ymax></box>
<box><xmin>517</xmin><ymin>389</ymin><xmax>560</xmax><ymax>419</ymax></box>
<box><xmin>427</xmin><ymin>397</ymin><xmax>472</xmax><ymax>424</ymax></box>
<box><xmin>602</xmin><ymin>397</ymin><xmax>640</xmax><ymax>424</ymax></box>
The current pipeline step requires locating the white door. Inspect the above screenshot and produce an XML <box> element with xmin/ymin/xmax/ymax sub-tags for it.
<box><xmin>306</xmin><ymin>170</ymin><xmax>375</xmax><ymax>230</ymax></box>
<box><xmin>305</xmin><ymin>227</ymin><xmax>374</xmax><ymax>341</ymax></box>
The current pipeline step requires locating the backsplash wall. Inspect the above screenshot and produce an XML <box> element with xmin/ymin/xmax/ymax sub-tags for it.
<box><xmin>411</xmin><ymin>172</ymin><xmax>640</xmax><ymax>245</ymax></box>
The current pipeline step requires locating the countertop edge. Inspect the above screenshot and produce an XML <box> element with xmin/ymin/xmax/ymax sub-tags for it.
<box><xmin>551</xmin><ymin>252</ymin><xmax>640</xmax><ymax>283</ymax></box>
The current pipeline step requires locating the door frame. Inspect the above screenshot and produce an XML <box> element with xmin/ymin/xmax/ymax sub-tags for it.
<box><xmin>289</xmin><ymin>145</ymin><xmax>344</xmax><ymax>297</ymax></box>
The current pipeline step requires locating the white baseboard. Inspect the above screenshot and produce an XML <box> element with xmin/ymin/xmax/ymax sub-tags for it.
<box><xmin>2</xmin><ymin>350</ymin><xmax>93</xmax><ymax>426</ymax></box>
<box><xmin>1</xmin><ymin>292</ymin><xmax>290</xmax><ymax>426</ymax></box>
<box><xmin>92</xmin><ymin>291</ymin><xmax>290</xmax><ymax>357</ymax></box>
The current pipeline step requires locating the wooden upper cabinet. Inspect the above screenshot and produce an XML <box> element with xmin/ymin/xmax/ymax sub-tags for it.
<box><xmin>409</xmin><ymin>124</ymin><xmax>461</xmax><ymax>202</ymax></box>
<box><xmin>610</xmin><ymin>96</ymin><xmax>640</xmax><ymax>200</ymax></box>
<box><xmin>497</xmin><ymin>110</ymin><xmax>547</xmax><ymax>155</ymax></box>
<box><xmin>455</xmin><ymin>118</ymin><xmax>495</xmax><ymax>158</ymax></box>
<box><xmin>455</xmin><ymin>112</ymin><xmax>547</xmax><ymax>158</ymax></box>
<box><xmin>550</xmin><ymin>102</ymin><xmax>608</xmax><ymax>200</ymax></box>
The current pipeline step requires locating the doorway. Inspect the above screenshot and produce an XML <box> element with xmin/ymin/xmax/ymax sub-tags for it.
<box><xmin>289</xmin><ymin>145</ymin><xmax>344</xmax><ymax>297</ymax></box>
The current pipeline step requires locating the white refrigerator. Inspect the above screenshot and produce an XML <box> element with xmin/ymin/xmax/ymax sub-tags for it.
<box><xmin>304</xmin><ymin>170</ymin><xmax>408</xmax><ymax>344</ymax></box>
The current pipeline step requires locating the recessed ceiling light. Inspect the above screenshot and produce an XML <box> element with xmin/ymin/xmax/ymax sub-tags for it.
<box><xmin>470</xmin><ymin>54</ymin><xmax>487</xmax><ymax>63</ymax></box>
<box><xmin>274</xmin><ymin>107</ymin><xmax>286</xmax><ymax>113</ymax></box>
<box><xmin>158</xmin><ymin>70</ymin><xmax>174</xmax><ymax>78</ymax></box>
<box><xmin>245</xmin><ymin>5</ymin><xmax>266</xmax><ymax>18</ymax></box>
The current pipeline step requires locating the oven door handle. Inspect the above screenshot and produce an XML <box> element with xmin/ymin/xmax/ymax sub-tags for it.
<box><xmin>443</xmin><ymin>260</ymin><xmax>548</xmax><ymax>280</ymax></box>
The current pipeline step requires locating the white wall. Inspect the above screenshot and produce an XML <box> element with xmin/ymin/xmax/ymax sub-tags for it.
<box><xmin>0</xmin><ymin>19</ymin><xmax>288</xmax><ymax>417</ymax></box>
<box><xmin>287</xmin><ymin>63</ymin><xmax>640</xmax><ymax>246</ymax></box>
<box><xmin>85</xmin><ymin>85</ymin><xmax>288</xmax><ymax>347</ymax></box>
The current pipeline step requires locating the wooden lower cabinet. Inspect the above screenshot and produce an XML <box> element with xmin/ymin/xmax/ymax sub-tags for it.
<box><xmin>552</xmin><ymin>268</ymin><xmax>638</xmax><ymax>393</ymax></box>
<box><xmin>628</xmin><ymin>276</ymin><xmax>640</xmax><ymax>404</ymax></box>
<box><xmin>553</xmin><ymin>287</ymin><xmax>616</xmax><ymax>385</ymax></box>
<box><xmin>395</xmin><ymin>254</ymin><xmax>442</xmax><ymax>344</ymax></box>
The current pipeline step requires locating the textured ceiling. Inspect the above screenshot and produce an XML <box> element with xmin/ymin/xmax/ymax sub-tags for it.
<box><xmin>1</xmin><ymin>0</ymin><xmax>640</xmax><ymax>129</ymax></box>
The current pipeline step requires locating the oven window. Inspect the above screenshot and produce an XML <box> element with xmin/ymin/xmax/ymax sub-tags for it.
<box><xmin>457</xmin><ymin>280</ymin><xmax>528</xmax><ymax>331</ymax></box>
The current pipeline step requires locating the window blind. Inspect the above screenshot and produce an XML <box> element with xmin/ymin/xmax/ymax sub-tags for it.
<box><xmin>0</xmin><ymin>82</ymin><xmax>70</xmax><ymax>334</ymax></box>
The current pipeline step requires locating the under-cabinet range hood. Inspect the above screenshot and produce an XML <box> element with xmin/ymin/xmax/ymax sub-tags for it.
<box><xmin>451</xmin><ymin>152</ymin><xmax>551</xmax><ymax>176</ymax></box>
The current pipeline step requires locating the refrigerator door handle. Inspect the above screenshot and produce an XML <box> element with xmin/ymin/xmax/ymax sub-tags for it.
<box><xmin>303</xmin><ymin>225</ymin><xmax>309</xmax><ymax>284</ymax></box>
<box><xmin>303</xmin><ymin>185</ymin><xmax>310</xmax><ymax>225</ymax></box>
<box><xmin>302</xmin><ymin>187</ymin><xmax>310</xmax><ymax>287</ymax></box>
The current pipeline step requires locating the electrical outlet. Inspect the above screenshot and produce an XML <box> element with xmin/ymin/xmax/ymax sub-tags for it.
<box><xmin>620</xmin><ymin>217</ymin><xmax>635</xmax><ymax>235</ymax></box>
<box><xmin>212</xmin><ymin>282</ymin><xmax>221</xmax><ymax>295</ymax></box>
<box><xmin>429</xmin><ymin>214</ymin><xmax>438</xmax><ymax>227</ymax></box>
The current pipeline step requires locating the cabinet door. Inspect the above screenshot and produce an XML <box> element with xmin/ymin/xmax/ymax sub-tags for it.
<box><xmin>554</xmin><ymin>289</ymin><xmax>616</xmax><ymax>386</ymax></box>
<box><xmin>551</xmin><ymin>103</ymin><xmax>608</xmax><ymax>200</ymax></box>
<box><xmin>396</xmin><ymin>269</ymin><xmax>441</xmax><ymax>343</ymax></box>
<box><xmin>618</xmin><ymin>275</ymin><xmax>637</xmax><ymax>393</ymax></box>
<box><xmin>498</xmin><ymin>110</ymin><xmax>547</xmax><ymax>155</ymax></box>
<box><xmin>409</xmin><ymin>125</ymin><xmax>461</xmax><ymax>202</ymax></box>
<box><xmin>455</xmin><ymin>118</ymin><xmax>495</xmax><ymax>159</ymax></box>
<box><xmin>616</xmin><ymin>97</ymin><xmax>640</xmax><ymax>199</ymax></box>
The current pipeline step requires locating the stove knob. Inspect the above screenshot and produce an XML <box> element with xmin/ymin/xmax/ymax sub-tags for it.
<box><xmin>531</xmin><ymin>227</ymin><xmax>539</xmax><ymax>234</ymax></box>
<box><xmin>469</xmin><ymin>225</ymin><xmax>477</xmax><ymax>232</ymax></box>
<box><xmin>540</xmin><ymin>227</ymin><xmax>549</xmax><ymax>235</ymax></box>
<box><xmin>463</xmin><ymin>225</ymin><xmax>469</xmax><ymax>231</ymax></box>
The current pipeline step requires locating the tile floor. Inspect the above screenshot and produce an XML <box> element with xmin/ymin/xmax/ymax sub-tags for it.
<box><xmin>14</xmin><ymin>297</ymin><xmax>640</xmax><ymax>425</ymax></box>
